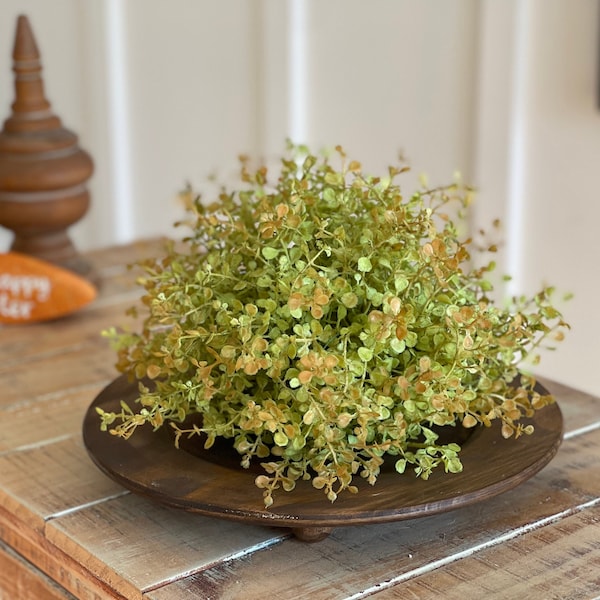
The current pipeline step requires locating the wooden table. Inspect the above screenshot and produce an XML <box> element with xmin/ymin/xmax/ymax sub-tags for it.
<box><xmin>1</xmin><ymin>239</ymin><xmax>600</xmax><ymax>600</ymax></box>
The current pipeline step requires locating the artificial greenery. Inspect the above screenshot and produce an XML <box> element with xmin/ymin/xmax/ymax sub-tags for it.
<box><xmin>98</xmin><ymin>144</ymin><xmax>568</xmax><ymax>508</ymax></box>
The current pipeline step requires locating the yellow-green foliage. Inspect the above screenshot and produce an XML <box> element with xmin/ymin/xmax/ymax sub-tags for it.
<box><xmin>98</xmin><ymin>145</ymin><xmax>568</xmax><ymax>507</ymax></box>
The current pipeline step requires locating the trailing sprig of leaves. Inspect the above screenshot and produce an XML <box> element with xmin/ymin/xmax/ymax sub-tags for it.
<box><xmin>98</xmin><ymin>144</ymin><xmax>568</xmax><ymax>507</ymax></box>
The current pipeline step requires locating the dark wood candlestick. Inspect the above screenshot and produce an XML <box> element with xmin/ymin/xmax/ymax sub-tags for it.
<box><xmin>0</xmin><ymin>15</ymin><xmax>94</xmax><ymax>278</ymax></box>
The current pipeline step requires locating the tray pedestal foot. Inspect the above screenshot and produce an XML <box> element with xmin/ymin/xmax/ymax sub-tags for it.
<box><xmin>291</xmin><ymin>527</ymin><xmax>333</xmax><ymax>542</ymax></box>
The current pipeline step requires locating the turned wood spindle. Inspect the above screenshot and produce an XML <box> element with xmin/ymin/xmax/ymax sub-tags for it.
<box><xmin>0</xmin><ymin>15</ymin><xmax>94</xmax><ymax>278</ymax></box>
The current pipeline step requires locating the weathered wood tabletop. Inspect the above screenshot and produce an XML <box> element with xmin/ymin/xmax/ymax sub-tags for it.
<box><xmin>1</xmin><ymin>240</ymin><xmax>599</xmax><ymax>600</ymax></box>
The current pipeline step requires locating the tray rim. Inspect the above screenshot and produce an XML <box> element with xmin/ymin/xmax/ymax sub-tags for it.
<box><xmin>83</xmin><ymin>374</ymin><xmax>563</xmax><ymax>530</ymax></box>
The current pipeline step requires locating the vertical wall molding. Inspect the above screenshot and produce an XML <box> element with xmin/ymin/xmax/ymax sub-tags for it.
<box><xmin>504</xmin><ymin>0</ymin><xmax>532</xmax><ymax>297</ymax></box>
<box><xmin>257</xmin><ymin>0</ymin><xmax>306</xmax><ymax>162</ymax></box>
<box><xmin>288</xmin><ymin>0</ymin><xmax>308</xmax><ymax>145</ymax></box>
<box><xmin>103</xmin><ymin>0</ymin><xmax>134</xmax><ymax>243</ymax></box>
<box><xmin>472</xmin><ymin>0</ymin><xmax>529</xmax><ymax>294</ymax></box>
<box><xmin>68</xmin><ymin>1</ymin><xmax>131</xmax><ymax>250</ymax></box>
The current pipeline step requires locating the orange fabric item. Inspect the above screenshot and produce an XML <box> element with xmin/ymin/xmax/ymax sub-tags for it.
<box><xmin>0</xmin><ymin>252</ymin><xmax>96</xmax><ymax>323</ymax></box>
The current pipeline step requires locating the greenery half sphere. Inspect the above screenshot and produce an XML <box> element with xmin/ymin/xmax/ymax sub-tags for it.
<box><xmin>98</xmin><ymin>144</ymin><xmax>568</xmax><ymax>508</ymax></box>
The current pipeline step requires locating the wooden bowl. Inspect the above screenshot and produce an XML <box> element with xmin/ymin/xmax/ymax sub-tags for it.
<box><xmin>83</xmin><ymin>375</ymin><xmax>563</xmax><ymax>542</ymax></box>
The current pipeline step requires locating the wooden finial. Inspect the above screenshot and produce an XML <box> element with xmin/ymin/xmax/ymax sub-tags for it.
<box><xmin>5</xmin><ymin>15</ymin><xmax>58</xmax><ymax>130</ymax></box>
<box><xmin>0</xmin><ymin>15</ymin><xmax>95</xmax><ymax>280</ymax></box>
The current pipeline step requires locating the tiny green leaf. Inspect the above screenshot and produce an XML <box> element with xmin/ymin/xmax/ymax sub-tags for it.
<box><xmin>358</xmin><ymin>347</ymin><xmax>373</xmax><ymax>362</ymax></box>
<box><xmin>262</xmin><ymin>247</ymin><xmax>279</xmax><ymax>260</ymax></box>
<box><xmin>358</xmin><ymin>257</ymin><xmax>372</xmax><ymax>272</ymax></box>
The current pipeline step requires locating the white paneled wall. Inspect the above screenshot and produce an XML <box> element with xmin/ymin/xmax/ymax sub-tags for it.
<box><xmin>473</xmin><ymin>0</ymin><xmax>600</xmax><ymax>395</ymax></box>
<box><xmin>0</xmin><ymin>0</ymin><xmax>599</xmax><ymax>395</ymax></box>
<box><xmin>518</xmin><ymin>1</ymin><xmax>600</xmax><ymax>394</ymax></box>
<box><xmin>304</xmin><ymin>1</ymin><xmax>479</xmax><ymax>184</ymax></box>
<box><xmin>0</xmin><ymin>0</ymin><xmax>480</xmax><ymax>250</ymax></box>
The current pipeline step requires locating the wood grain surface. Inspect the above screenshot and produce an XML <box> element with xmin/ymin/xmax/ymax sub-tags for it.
<box><xmin>1</xmin><ymin>239</ymin><xmax>599</xmax><ymax>600</ymax></box>
<box><xmin>372</xmin><ymin>506</ymin><xmax>600</xmax><ymax>599</ymax></box>
<box><xmin>0</xmin><ymin>540</ymin><xmax>74</xmax><ymax>600</ymax></box>
<box><xmin>144</xmin><ymin>429</ymin><xmax>600</xmax><ymax>600</ymax></box>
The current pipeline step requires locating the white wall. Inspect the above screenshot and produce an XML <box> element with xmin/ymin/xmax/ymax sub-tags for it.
<box><xmin>0</xmin><ymin>0</ymin><xmax>480</xmax><ymax>250</ymax></box>
<box><xmin>302</xmin><ymin>1</ymin><xmax>480</xmax><ymax>184</ymax></box>
<box><xmin>473</xmin><ymin>0</ymin><xmax>600</xmax><ymax>395</ymax></box>
<box><xmin>0</xmin><ymin>0</ymin><xmax>598</xmax><ymax>395</ymax></box>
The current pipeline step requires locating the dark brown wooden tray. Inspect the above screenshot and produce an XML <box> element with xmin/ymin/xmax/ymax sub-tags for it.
<box><xmin>83</xmin><ymin>375</ymin><xmax>563</xmax><ymax>541</ymax></box>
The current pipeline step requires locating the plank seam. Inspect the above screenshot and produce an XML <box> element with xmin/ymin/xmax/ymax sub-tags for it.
<box><xmin>45</xmin><ymin>490</ymin><xmax>130</xmax><ymax>521</ymax></box>
<box><xmin>343</xmin><ymin>496</ymin><xmax>600</xmax><ymax>600</ymax></box>
<box><xmin>1</xmin><ymin>381</ymin><xmax>112</xmax><ymax>412</ymax></box>
<box><xmin>141</xmin><ymin>534</ymin><xmax>289</xmax><ymax>593</ymax></box>
<box><xmin>563</xmin><ymin>420</ymin><xmax>600</xmax><ymax>440</ymax></box>
<box><xmin>0</xmin><ymin>343</ymin><xmax>93</xmax><ymax>373</ymax></box>
<box><xmin>0</xmin><ymin>434</ymin><xmax>74</xmax><ymax>457</ymax></box>
<box><xmin>84</xmin><ymin>289</ymin><xmax>142</xmax><ymax>311</ymax></box>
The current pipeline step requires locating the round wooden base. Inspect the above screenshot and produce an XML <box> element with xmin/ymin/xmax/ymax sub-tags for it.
<box><xmin>83</xmin><ymin>375</ymin><xmax>563</xmax><ymax>542</ymax></box>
